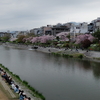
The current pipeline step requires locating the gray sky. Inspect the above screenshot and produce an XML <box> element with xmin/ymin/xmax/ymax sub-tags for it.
<box><xmin>0</xmin><ymin>0</ymin><xmax>100</xmax><ymax>32</ymax></box>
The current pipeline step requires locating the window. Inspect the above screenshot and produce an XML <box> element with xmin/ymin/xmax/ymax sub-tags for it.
<box><xmin>76</xmin><ymin>27</ymin><xmax>80</xmax><ymax>29</ymax></box>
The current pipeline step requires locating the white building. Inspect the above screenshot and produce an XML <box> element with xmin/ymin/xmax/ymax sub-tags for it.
<box><xmin>79</xmin><ymin>22</ymin><xmax>88</xmax><ymax>34</ymax></box>
<box><xmin>92</xmin><ymin>17</ymin><xmax>100</xmax><ymax>32</ymax></box>
<box><xmin>70</xmin><ymin>22</ymin><xmax>88</xmax><ymax>34</ymax></box>
<box><xmin>69</xmin><ymin>22</ymin><xmax>88</xmax><ymax>41</ymax></box>
<box><xmin>30</xmin><ymin>28</ymin><xmax>43</xmax><ymax>36</ymax></box>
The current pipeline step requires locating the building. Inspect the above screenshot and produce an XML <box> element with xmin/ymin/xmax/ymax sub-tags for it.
<box><xmin>52</xmin><ymin>23</ymin><xmax>69</xmax><ymax>36</ymax></box>
<box><xmin>10</xmin><ymin>31</ymin><xmax>20</xmax><ymax>38</ymax></box>
<box><xmin>43</xmin><ymin>25</ymin><xmax>52</xmax><ymax>35</ymax></box>
<box><xmin>30</xmin><ymin>27</ymin><xmax>43</xmax><ymax>36</ymax></box>
<box><xmin>92</xmin><ymin>17</ymin><xmax>100</xmax><ymax>32</ymax></box>
<box><xmin>88</xmin><ymin>23</ymin><xmax>94</xmax><ymax>33</ymax></box>
<box><xmin>79</xmin><ymin>22</ymin><xmax>88</xmax><ymax>34</ymax></box>
<box><xmin>0</xmin><ymin>32</ymin><xmax>8</xmax><ymax>37</ymax></box>
<box><xmin>70</xmin><ymin>22</ymin><xmax>88</xmax><ymax>41</ymax></box>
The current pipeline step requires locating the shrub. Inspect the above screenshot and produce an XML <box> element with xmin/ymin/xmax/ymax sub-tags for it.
<box><xmin>23</xmin><ymin>80</ymin><xmax>28</xmax><ymax>85</ymax></box>
<box><xmin>78</xmin><ymin>54</ymin><xmax>83</xmax><ymax>59</ymax></box>
<box><xmin>81</xmin><ymin>39</ymin><xmax>92</xmax><ymax>48</ymax></box>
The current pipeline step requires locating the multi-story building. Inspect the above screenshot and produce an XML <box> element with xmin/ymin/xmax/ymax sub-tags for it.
<box><xmin>88</xmin><ymin>23</ymin><xmax>94</xmax><ymax>33</ymax></box>
<box><xmin>69</xmin><ymin>22</ymin><xmax>88</xmax><ymax>41</ymax></box>
<box><xmin>43</xmin><ymin>25</ymin><xmax>52</xmax><ymax>35</ymax></box>
<box><xmin>52</xmin><ymin>23</ymin><xmax>69</xmax><ymax>36</ymax></box>
<box><xmin>92</xmin><ymin>17</ymin><xmax>100</xmax><ymax>32</ymax></box>
<box><xmin>79</xmin><ymin>22</ymin><xmax>88</xmax><ymax>34</ymax></box>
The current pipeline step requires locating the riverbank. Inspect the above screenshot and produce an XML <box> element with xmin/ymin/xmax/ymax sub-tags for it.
<box><xmin>3</xmin><ymin>42</ymin><xmax>100</xmax><ymax>60</ymax></box>
<box><xmin>0</xmin><ymin>64</ymin><xmax>43</xmax><ymax>100</ymax></box>
<box><xmin>0</xmin><ymin>73</ymin><xmax>19</xmax><ymax>100</ymax></box>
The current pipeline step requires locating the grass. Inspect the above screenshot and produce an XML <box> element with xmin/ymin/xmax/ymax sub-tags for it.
<box><xmin>52</xmin><ymin>52</ymin><xmax>83</xmax><ymax>59</ymax></box>
<box><xmin>93</xmin><ymin>57</ymin><xmax>100</xmax><ymax>60</ymax></box>
<box><xmin>72</xmin><ymin>53</ymin><xmax>83</xmax><ymax>58</ymax></box>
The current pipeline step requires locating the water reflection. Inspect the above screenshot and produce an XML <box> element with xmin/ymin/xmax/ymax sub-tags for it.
<box><xmin>90</xmin><ymin>62</ymin><xmax>100</xmax><ymax>79</ymax></box>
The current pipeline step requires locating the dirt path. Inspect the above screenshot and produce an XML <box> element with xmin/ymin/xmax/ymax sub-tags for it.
<box><xmin>0</xmin><ymin>90</ymin><xmax>9</xmax><ymax>100</ymax></box>
<box><xmin>0</xmin><ymin>89</ymin><xmax>19</xmax><ymax>100</ymax></box>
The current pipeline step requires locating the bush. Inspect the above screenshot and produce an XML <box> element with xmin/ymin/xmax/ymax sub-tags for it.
<box><xmin>78</xmin><ymin>54</ymin><xmax>83</xmax><ymax>59</ymax></box>
<box><xmin>23</xmin><ymin>80</ymin><xmax>28</xmax><ymax>85</ymax></box>
<box><xmin>81</xmin><ymin>39</ymin><xmax>91</xmax><ymax>48</ymax></box>
<box><xmin>63</xmin><ymin>54</ymin><xmax>69</xmax><ymax>57</ymax></box>
<box><xmin>89</xmin><ymin>43</ymin><xmax>100</xmax><ymax>51</ymax></box>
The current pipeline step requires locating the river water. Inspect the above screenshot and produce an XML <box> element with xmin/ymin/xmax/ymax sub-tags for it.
<box><xmin>0</xmin><ymin>45</ymin><xmax>100</xmax><ymax>100</ymax></box>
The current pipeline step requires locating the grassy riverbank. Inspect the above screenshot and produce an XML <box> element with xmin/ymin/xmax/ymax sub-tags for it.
<box><xmin>0</xmin><ymin>64</ymin><xmax>45</xmax><ymax>100</ymax></box>
<box><xmin>51</xmin><ymin>51</ymin><xmax>84</xmax><ymax>59</ymax></box>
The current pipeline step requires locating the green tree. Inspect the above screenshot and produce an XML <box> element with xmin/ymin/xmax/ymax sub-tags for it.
<box><xmin>92</xmin><ymin>29</ymin><xmax>100</xmax><ymax>41</ymax></box>
<box><xmin>17</xmin><ymin>35</ymin><xmax>26</xmax><ymax>43</ymax></box>
<box><xmin>26</xmin><ymin>32</ymin><xmax>35</xmax><ymax>37</ymax></box>
<box><xmin>1</xmin><ymin>33</ymin><xmax>11</xmax><ymax>42</ymax></box>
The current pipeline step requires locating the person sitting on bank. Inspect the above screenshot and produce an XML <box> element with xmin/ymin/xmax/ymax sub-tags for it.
<box><xmin>14</xmin><ymin>85</ymin><xmax>19</xmax><ymax>93</ymax></box>
<box><xmin>19</xmin><ymin>92</ymin><xmax>24</xmax><ymax>100</ymax></box>
<box><xmin>48</xmin><ymin>49</ymin><xmax>51</xmax><ymax>52</ymax></box>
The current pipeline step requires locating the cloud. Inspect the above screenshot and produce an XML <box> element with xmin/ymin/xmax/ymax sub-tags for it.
<box><xmin>0</xmin><ymin>0</ymin><xmax>100</xmax><ymax>31</ymax></box>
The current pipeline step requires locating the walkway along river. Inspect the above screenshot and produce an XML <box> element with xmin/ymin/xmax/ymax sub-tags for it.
<box><xmin>1</xmin><ymin>45</ymin><xmax>100</xmax><ymax>100</ymax></box>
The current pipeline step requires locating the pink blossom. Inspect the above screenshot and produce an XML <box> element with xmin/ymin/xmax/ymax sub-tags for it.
<box><xmin>39</xmin><ymin>35</ymin><xmax>55</xmax><ymax>43</ymax></box>
<box><xmin>23</xmin><ymin>37</ymin><xmax>33</xmax><ymax>43</ymax></box>
<box><xmin>56</xmin><ymin>32</ymin><xmax>69</xmax><ymax>37</ymax></box>
<box><xmin>31</xmin><ymin>37</ymin><xmax>39</xmax><ymax>43</ymax></box>
<box><xmin>30</xmin><ymin>35</ymin><xmax>55</xmax><ymax>43</ymax></box>
<box><xmin>75</xmin><ymin>34</ymin><xmax>95</xmax><ymax>44</ymax></box>
<box><xmin>10</xmin><ymin>38</ymin><xmax>17</xmax><ymax>41</ymax></box>
<box><xmin>56</xmin><ymin>32</ymin><xmax>69</xmax><ymax>41</ymax></box>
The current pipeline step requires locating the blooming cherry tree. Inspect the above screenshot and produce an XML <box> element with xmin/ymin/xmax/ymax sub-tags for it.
<box><xmin>31</xmin><ymin>37</ymin><xmax>40</xmax><ymax>43</ymax></box>
<box><xmin>39</xmin><ymin>35</ymin><xmax>55</xmax><ymax>43</ymax></box>
<box><xmin>23</xmin><ymin>37</ymin><xmax>33</xmax><ymax>43</ymax></box>
<box><xmin>23</xmin><ymin>35</ymin><xmax>55</xmax><ymax>44</ymax></box>
<box><xmin>56</xmin><ymin>32</ymin><xmax>69</xmax><ymax>41</ymax></box>
<box><xmin>75</xmin><ymin>34</ymin><xmax>95</xmax><ymax>44</ymax></box>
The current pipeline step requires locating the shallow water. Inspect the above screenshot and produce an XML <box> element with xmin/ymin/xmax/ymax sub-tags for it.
<box><xmin>0</xmin><ymin>45</ymin><xmax>100</xmax><ymax>100</ymax></box>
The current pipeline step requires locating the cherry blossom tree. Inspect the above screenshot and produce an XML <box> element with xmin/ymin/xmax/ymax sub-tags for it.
<box><xmin>27</xmin><ymin>35</ymin><xmax>55</xmax><ymax>44</ymax></box>
<box><xmin>56</xmin><ymin>32</ymin><xmax>69</xmax><ymax>41</ymax></box>
<box><xmin>39</xmin><ymin>35</ymin><xmax>55</xmax><ymax>43</ymax></box>
<box><xmin>75</xmin><ymin>34</ymin><xmax>95</xmax><ymax>44</ymax></box>
<box><xmin>31</xmin><ymin>37</ymin><xmax>40</xmax><ymax>43</ymax></box>
<box><xmin>23</xmin><ymin>37</ymin><xmax>33</xmax><ymax>43</ymax></box>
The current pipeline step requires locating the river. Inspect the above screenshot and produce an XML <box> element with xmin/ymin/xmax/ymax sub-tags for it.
<box><xmin>0</xmin><ymin>45</ymin><xmax>100</xmax><ymax>100</ymax></box>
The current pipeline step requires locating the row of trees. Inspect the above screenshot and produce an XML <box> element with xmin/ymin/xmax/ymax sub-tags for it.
<box><xmin>1</xmin><ymin>30</ymin><xmax>100</xmax><ymax>50</ymax></box>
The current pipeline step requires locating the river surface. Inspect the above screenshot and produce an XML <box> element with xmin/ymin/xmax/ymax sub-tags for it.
<box><xmin>0</xmin><ymin>45</ymin><xmax>100</xmax><ymax>100</ymax></box>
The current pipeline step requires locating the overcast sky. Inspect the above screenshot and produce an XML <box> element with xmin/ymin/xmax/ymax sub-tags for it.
<box><xmin>0</xmin><ymin>0</ymin><xmax>100</xmax><ymax>32</ymax></box>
